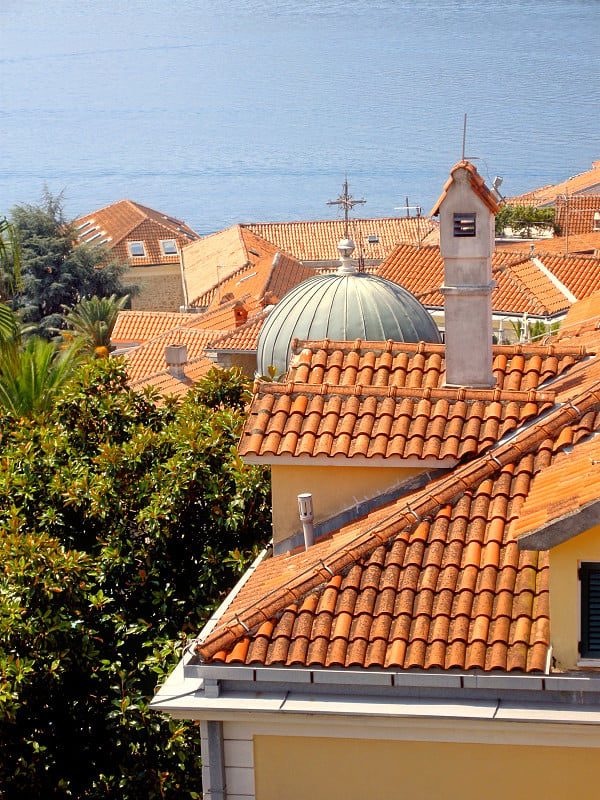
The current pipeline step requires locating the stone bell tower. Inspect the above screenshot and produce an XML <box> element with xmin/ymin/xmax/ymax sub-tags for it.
<box><xmin>431</xmin><ymin>160</ymin><xmax>500</xmax><ymax>387</ymax></box>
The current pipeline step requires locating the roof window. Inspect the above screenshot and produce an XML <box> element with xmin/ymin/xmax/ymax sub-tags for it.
<box><xmin>366</xmin><ymin>234</ymin><xmax>380</xmax><ymax>244</ymax></box>
<box><xmin>594</xmin><ymin>212</ymin><xmax>600</xmax><ymax>231</ymax></box>
<box><xmin>453</xmin><ymin>213</ymin><xmax>476</xmax><ymax>237</ymax></box>
<box><xmin>127</xmin><ymin>240</ymin><xmax>146</xmax><ymax>258</ymax></box>
<box><xmin>160</xmin><ymin>239</ymin><xmax>178</xmax><ymax>256</ymax></box>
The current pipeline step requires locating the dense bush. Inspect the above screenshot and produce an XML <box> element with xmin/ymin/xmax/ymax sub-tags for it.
<box><xmin>0</xmin><ymin>360</ymin><xmax>271</xmax><ymax>798</ymax></box>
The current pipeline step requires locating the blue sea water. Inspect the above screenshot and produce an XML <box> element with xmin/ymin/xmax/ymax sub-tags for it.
<box><xmin>0</xmin><ymin>0</ymin><xmax>598</xmax><ymax>235</ymax></box>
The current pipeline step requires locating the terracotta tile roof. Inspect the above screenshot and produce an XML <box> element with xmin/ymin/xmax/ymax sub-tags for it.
<box><xmin>204</xmin><ymin>311</ymin><xmax>269</xmax><ymax>354</ymax></box>
<box><xmin>283</xmin><ymin>339</ymin><xmax>586</xmax><ymax>392</ymax></box>
<box><xmin>557</xmin><ymin>291</ymin><xmax>600</xmax><ymax>337</ymax></box>
<box><xmin>239</xmin><ymin>380</ymin><xmax>554</xmax><ymax>463</ymax></box>
<box><xmin>496</xmin><ymin>233</ymin><xmax>600</xmax><ymax>258</ymax></box>
<box><xmin>532</xmin><ymin>252</ymin><xmax>600</xmax><ymax>301</ymax></box>
<box><xmin>238</xmin><ymin>338</ymin><xmax>586</xmax><ymax>464</ymax></box>
<box><xmin>507</xmin><ymin>161</ymin><xmax>600</xmax><ymax>207</ymax></box>
<box><xmin>378</xmin><ymin>244</ymin><xmax>600</xmax><ymax>315</ymax></box>
<box><xmin>75</xmin><ymin>199</ymin><xmax>199</xmax><ymax>266</ymax></box>
<box><xmin>198</xmin><ymin>381</ymin><xmax>600</xmax><ymax>671</ymax></box>
<box><xmin>124</xmin><ymin>328</ymin><xmax>226</xmax><ymax>381</ymax></box>
<box><xmin>183</xmin><ymin>296</ymin><xmax>263</xmax><ymax>332</ymax></box>
<box><xmin>111</xmin><ymin>310</ymin><xmax>198</xmax><ymax>346</ymax></box>
<box><xmin>181</xmin><ymin>226</ymin><xmax>290</xmax><ymax>308</ymax></box>
<box><xmin>128</xmin><ymin>356</ymin><xmax>214</xmax><ymax>397</ymax></box>
<box><xmin>243</xmin><ymin>218</ymin><xmax>436</xmax><ymax>264</ymax></box>
<box><xmin>192</xmin><ymin>250</ymin><xmax>312</xmax><ymax>311</ymax></box>
<box><xmin>512</xmin><ymin>435</ymin><xmax>600</xmax><ymax>544</ymax></box>
<box><xmin>555</xmin><ymin>194</ymin><xmax>600</xmax><ymax>237</ymax></box>
<box><xmin>430</xmin><ymin>160</ymin><xmax>500</xmax><ymax>216</ymax></box>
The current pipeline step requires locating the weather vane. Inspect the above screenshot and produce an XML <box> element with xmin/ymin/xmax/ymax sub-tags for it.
<box><xmin>327</xmin><ymin>177</ymin><xmax>366</xmax><ymax>238</ymax></box>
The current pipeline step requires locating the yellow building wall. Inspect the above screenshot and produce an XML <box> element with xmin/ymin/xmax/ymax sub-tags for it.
<box><xmin>549</xmin><ymin>523</ymin><xmax>600</xmax><ymax>670</ymax></box>
<box><xmin>271</xmin><ymin>464</ymin><xmax>423</xmax><ymax>545</ymax></box>
<box><xmin>254</xmin><ymin>735</ymin><xmax>598</xmax><ymax>800</ymax></box>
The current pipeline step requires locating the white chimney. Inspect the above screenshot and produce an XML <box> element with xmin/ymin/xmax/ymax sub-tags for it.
<box><xmin>431</xmin><ymin>161</ymin><xmax>499</xmax><ymax>387</ymax></box>
<box><xmin>165</xmin><ymin>343</ymin><xmax>188</xmax><ymax>379</ymax></box>
<box><xmin>298</xmin><ymin>493</ymin><xmax>315</xmax><ymax>550</ymax></box>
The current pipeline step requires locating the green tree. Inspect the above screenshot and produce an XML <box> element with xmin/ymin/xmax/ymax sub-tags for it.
<box><xmin>65</xmin><ymin>293</ymin><xmax>129</xmax><ymax>356</ymax></box>
<box><xmin>10</xmin><ymin>193</ymin><xmax>129</xmax><ymax>339</ymax></box>
<box><xmin>0</xmin><ymin>361</ymin><xmax>271</xmax><ymax>798</ymax></box>
<box><xmin>495</xmin><ymin>204</ymin><xmax>556</xmax><ymax>237</ymax></box>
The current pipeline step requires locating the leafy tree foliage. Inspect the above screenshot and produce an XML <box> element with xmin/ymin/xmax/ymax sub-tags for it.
<box><xmin>0</xmin><ymin>361</ymin><xmax>271</xmax><ymax>798</ymax></box>
<box><xmin>9</xmin><ymin>193</ymin><xmax>129</xmax><ymax>339</ymax></box>
<box><xmin>495</xmin><ymin>203</ymin><xmax>556</xmax><ymax>237</ymax></box>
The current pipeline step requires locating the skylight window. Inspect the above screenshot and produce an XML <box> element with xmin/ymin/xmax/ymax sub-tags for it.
<box><xmin>160</xmin><ymin>239</ymin><xmax>178</xmax><ymax>256</ymax></box>
<box><xmin>366</xmin><ymin>234</ymin><xmax>380</xmax><ymax>244</ymax></box>
<box><xmin>127</xmin><ymin>241</ymin><xmax>146</xmax><ymax>257</ymax></box>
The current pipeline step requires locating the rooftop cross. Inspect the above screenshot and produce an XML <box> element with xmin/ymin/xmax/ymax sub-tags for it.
<box><xmin>327</xmin><ymin>178</ymin><xmax>366</xmax><ymax>238</ymax></box>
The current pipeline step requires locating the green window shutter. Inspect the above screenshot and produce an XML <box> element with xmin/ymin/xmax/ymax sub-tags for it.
<box><xmin>580</xmin><ymin>563</ymin><xmax>600</xmax><ymax>658</ymax></box>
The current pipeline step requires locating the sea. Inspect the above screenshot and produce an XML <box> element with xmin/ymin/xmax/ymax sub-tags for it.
<box><xmin>1</xmin><ymin>0</ymin><xmax>598</xmax><ymax>236</ymax></box>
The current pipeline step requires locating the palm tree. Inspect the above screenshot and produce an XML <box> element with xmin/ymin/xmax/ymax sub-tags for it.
<box><xmin>65</xmin><ymin>293</ymin><xmax>129</xmax><ymax>356</ymax></box>
<box><xmin>0</xmin><ymin>336</ymin><xmax>82</xmax><ymax>416</ymax></box>
<box><xmin>0</xmin><ymin>302</ymin><xmax>19</xmax><ymax>344</ymax></box>
<box><xmin>0</xmin><ymin>216</ymin><xmax>21</xmax><ymax>303</ymax></box>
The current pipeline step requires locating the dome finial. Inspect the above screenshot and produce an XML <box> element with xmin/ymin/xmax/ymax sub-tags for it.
<box><xmin>337</xmin><ymin>238</ymin><xmax>356</xmax><ymax>274</ymax></box>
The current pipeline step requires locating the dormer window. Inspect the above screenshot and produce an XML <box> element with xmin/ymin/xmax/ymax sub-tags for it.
<box><xmin>127</xmin><ymin>240</ymin><xmax>146</xmax><ymax>257</ymax></box>
<box><xmin>579</xmin><ymin>562</ymin><xmax>600</xmax><ymax>658</ymax></box>
<box><xmin>453</xmin><ymin>213</ymin><xmax>476</xmax><ymax>237</ymax></box>
<box><xmin>160</xmin><ymin>239</ymin><xmax>178</xmax><ymax>256</ymax></box>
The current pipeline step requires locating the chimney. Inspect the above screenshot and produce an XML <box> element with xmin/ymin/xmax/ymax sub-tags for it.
<box><xmin>431</xmin><ymin>161</ymin><xmax>499</xmax><ymax>387</ymax></box>
<box><xmin>234</xmin><ymin>302</ymin><xmax>248</xmax><ymax>328</ymax></box>
<box><xmin>165</xmin><ymin>343</ymin><xmax>188</xmax><ymax>379</ymax></box>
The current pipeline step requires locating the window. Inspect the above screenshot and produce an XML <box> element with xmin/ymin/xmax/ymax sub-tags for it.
<box><xmin>160</xmin><ymin>239</ymin><xmax>178</xmax><ymax>256</ymax></box>
<box><xmin>593</xmin><ymin>212</ymin><xmax>600</xmax><ymax>231</ymax></box>
<box><xmin>579</xmin><ymin>562</ymin><xmax>600</xmax><ymax>658</ymax></box>
<box><xmin>453</xmin><ymin>212</ymin><xmax>476</xmax><ymax>237</ymax></box>
<box><xmin>127</xmin><ymin>240</ymin><xmax>146</xmax><ymax>257</ymax></box>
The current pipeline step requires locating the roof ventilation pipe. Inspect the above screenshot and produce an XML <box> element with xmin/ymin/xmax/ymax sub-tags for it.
<box><xmin>298</xmin><ymin>493</ymin><xmax>315</xmax><ymax>550</ymax></box>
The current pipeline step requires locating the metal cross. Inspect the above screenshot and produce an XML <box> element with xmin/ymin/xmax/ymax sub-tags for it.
<box><xmin>327</xmin><ymin>178</ymin><xmax>366</xmax><ymax>238</ymax></box>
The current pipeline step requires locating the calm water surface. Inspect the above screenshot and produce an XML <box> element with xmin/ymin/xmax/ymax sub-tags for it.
<box><xmin>1</xmin><ymin>1</ymin><xmax>598</xmax><ymax>234</ymax></box>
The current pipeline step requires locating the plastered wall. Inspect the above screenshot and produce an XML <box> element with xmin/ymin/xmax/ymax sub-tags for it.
<box><xmin>549</xmin><ymin>523</ymin><xmax>600</xmax><ymax>669</ymax></box>
<box><xmin>254</xmin><ymin>734</ymin><xmax>599</xmax><ymax>800</ymax></box>
<box><xmin>270</xmin><ymin>464</ymin><xmax>423</xmax><ymax>545</ymax></box>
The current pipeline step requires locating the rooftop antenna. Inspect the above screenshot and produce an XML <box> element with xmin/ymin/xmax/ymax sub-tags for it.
<box><xmin>327</xmin><ymin>176</ymin><xmax>366</xmax><ymax>238</ymax></box>
<box><xmin>462</xmin><ymin>113</ymin><xmax>467</xmax><ymax>161</ymax></box>
<box><xmin>394</xmin><ymin>198</ymin><xmax>424</xmax><ymax>246</ymax></box>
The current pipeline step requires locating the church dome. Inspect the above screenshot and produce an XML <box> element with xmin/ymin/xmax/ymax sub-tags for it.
<box><xmin>257</xmin><ymin>240</ymin><xmax>441</xmax><ymax>376</ymax></box>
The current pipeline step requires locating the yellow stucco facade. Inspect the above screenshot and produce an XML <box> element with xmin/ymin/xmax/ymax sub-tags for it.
<box><xmin>549</xmin><ymin>522</ymin><xmax>600</xmax><ymax>670</ymax></box>
<box><xmin>270</xmin><ymin>463</ymin><xmax>424</xmax><ymax>545</ymax></box>
<box><xmin>254</xmin><ymin>734</ymin><xmax>599</xmax><ymax>800</ymax></box>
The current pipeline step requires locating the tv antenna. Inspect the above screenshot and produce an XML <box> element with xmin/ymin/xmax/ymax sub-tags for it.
<box><xmin>394</xmin><ymin>198</ymin><xmax>424</xmax><ymax>246</ymax></box>
<box><xmin>327</xmin><ymin>177</ymin><xmax>366</xmax><ymax>238</ymax></box>
<box><xmin>462</xmin><ymin>113</ymin><xmax>467</xmax><ymax>160</ymax></box>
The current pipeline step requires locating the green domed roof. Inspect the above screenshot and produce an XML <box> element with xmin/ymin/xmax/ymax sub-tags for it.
<box><xmin>257</xmin><ymin>269</ymin><xmax>441</xmax><ymax>377</ymax></box>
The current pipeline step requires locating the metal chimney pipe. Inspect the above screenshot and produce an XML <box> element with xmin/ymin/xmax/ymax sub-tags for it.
<box><xmin>297</xmin><ymin>493</ymin><xmax>314</xmax><ymax>550</ymax></box>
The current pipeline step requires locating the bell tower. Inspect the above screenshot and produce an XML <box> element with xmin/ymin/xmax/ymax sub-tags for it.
<box><xmin>431</xmin><ymin>160</ymin><xmax>500</xmax><ymax>387</ymax></box>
